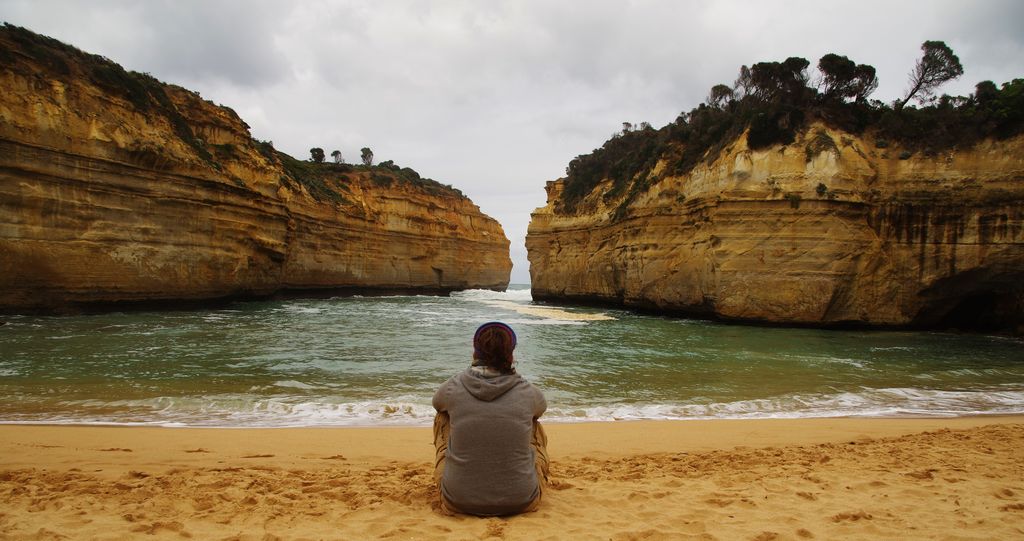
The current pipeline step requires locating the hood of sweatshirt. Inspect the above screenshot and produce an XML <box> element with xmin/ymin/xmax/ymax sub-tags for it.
<box><xmin>457</xmin><ymin>368</ymin><xmax>522</xmax><ymax>402</ymax></box>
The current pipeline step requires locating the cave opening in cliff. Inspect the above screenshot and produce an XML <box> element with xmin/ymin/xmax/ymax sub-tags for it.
<box><xmin>934</xmin><ymin>289</ymin><xmax>1024</xmax><ymax>333</ymax></box>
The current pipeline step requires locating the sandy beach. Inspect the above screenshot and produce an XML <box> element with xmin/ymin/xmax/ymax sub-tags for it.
<box><xmin>2</xmin><ymin>417</ymin><xmax>1023</xmax><ymax>540</ymax></box>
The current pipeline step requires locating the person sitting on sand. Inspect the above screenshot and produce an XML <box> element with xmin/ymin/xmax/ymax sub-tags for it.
<box><xmin>432</xmin><ymin>321</ymin><xmax>549</xmax><ymax>516</ymax></box>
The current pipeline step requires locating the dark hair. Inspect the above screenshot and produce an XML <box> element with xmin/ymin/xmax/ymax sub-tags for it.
<box><xmin>472</xmin><ymin>324</ymin><xmax>516</xmax><ymax>373</ymax></box>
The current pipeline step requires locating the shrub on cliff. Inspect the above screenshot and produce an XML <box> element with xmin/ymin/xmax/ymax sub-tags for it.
<box><xmin>876</xmin><ymin>78</ymin><xmax>1024</xmax><ymax>150</ymax></box>
<box><xmin>562</xmin><ymin>124</ymin><xmax>661</xmax><ymax>207</ymax></box>
<box><xmin>276</xmin><ymin>151</ymin><xmax>349</xmax><ymax>203</ymax></box>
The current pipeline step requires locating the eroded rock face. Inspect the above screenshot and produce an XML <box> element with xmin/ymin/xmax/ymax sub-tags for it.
<box><xmin>527</xmin><ymin>125</ymin><xmax>1024</xmax><ymax>331</ymax></box>
<box><xmin>0</xmin><ymin>27</ymin><xmax>510</xmax><ymax>312</ymax></box>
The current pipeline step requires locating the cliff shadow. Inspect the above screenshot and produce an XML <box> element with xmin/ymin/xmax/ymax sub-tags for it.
<box><xmin>914</xmin><ymin>269</ymin><xmax>1024</xmax><ymax>334</ymax></box>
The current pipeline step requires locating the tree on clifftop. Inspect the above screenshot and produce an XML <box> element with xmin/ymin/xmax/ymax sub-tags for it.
<box><xmin>331</xmin><ymin>149</ymin><xmax>343</xmax><ymax>164</ymax></box>
<box><xmin>817</xmin><ymin>53</ymin><xmax>878</xmax><ymax>103</ymax></box>
<box><xmin>310</xmin><ymin>147</ymin><xmax>325</xmax><ymax>163</ymax></box>
<box><xmin>851</xmin><ymin>64</ymin><xmax>879</xmax><ymax>103</ymax></box>
<box><xmin>707</xmin><ymin>84</ymin><xmax>734</xmax><ymax>109</ymax></box>
<box><xmin>898</xmin><ymin>40</ymin><xmax>963</xmax><ymax>110</ymax></box>
<box><xmin>360</xmin><ymin>147</ymin><xmax>374</xmax><ymax>166</ymax></box>
<box><xmin>733</xmin><ymin>57</ymin><xmax>813</xmax><ymax>108</ymax></box>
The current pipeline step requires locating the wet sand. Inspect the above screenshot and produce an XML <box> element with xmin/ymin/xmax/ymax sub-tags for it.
<box><xmin>2</xmin><ymin>417</ymin><xmax>1023</xmax><ymax>540</ymax></box>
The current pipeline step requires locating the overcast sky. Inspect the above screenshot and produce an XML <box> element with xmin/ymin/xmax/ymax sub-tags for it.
<box><xmin>4</xmin><ymin>0</ymin><xmax>1023</xmax><ymax>283</ymax></box>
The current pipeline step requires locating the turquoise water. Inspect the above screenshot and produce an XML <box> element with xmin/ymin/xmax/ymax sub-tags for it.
<box><xmin>1</xmin><ymin>286</ymin><xmax>1022</xmax><ymax>426</ymax></box>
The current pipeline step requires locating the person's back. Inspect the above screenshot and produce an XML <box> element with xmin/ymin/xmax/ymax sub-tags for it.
<box><xmin>432</xmin><ymin>322</ymin><xmax>549</xmax><ymax>516</ymax></box>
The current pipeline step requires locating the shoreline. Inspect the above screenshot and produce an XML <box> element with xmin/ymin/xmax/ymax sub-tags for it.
<box><xmin>0</xmin><ymin>285</ymin><xmax>511</xmax><ymax>317</ymax></box>
<box><xmin>4</xmin><ymin>409</ymin><xmax>1024</xmax><ymax>426</ymax></box>
<box><xmin>529</xmin><ymin>292</ymin><xmax>1024</xmax><ymax>336</ymax></box>
<box><xmin>3</xmin><ymin>416</ymin><xmax>1023</xmax><ymax>539</ymax></box>
<box><xmin>3</xmin><ymin>409</ymin><xmax>1024</xmax><ymax>430</ymax></box>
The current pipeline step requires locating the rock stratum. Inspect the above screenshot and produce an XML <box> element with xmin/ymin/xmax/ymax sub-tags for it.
<box><xmin>0</xmin><ymin>26</ymin><xmax>510</xmax><ymax>313</ymax></box>
<box><xmin>527</xmin><ymin>126</ymin><xmax>1024</xmax><ymax>331</ymax></box>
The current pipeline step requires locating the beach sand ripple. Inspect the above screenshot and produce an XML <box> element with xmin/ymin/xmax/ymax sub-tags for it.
<box><xmin>1</xmin><ymin>421</ymin><xmax>1022</xmax><ymax>540</ymax></box>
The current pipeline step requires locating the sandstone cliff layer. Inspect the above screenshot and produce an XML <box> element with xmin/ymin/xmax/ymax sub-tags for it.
<box><xmin>527</xmin><ymin>126</ymin><xmax>1024</xmax><ymax>331</ymax></box>
<box><xmin>0</xmin><ymin>26</ymin><xmax>510</xmax><ymax>312</ymax></box>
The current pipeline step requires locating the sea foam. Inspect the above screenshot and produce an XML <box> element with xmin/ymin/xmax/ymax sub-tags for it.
<box><xmin>4</xmin><ymin>386</ymin><xmax>1024</xmax><ymax>428</ymax></box>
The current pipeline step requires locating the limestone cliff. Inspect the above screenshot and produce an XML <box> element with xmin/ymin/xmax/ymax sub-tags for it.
<box><xmin>0</xmin><ymin>25</ymin><xmax>510</xmax><ymax>312</ymax></box>
<box><xmin>527</xmin><ymin>126</ymin><xmax>1024</xmax><ymax>331</ymax></box>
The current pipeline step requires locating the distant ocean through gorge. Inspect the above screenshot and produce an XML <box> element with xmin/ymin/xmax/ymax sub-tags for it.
<box><xmin>1</xmin><ymin>285</ymin><xmax>1023</xmax><ymax>427</ymax></box>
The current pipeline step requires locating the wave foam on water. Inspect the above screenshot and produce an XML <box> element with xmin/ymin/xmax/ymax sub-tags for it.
<box><xmin>0</xmin><ymin>395</ymin><xmax>439</xmax><ymax>428</ymax></box>
<box><xmin>3</xmin><ymin>387</ymin><xmax>1023</xmax><ymax>428</ymax></box>
<box><xmin>454</xmin><ymin>289</ymin><xmax>615</xmax><ymax>323</ymax></box>
<box><xmin>484</xmin><ymin>300</ymin><xmax>615</xmax><ymax>322</ymax></box>
<box><xmin>451</xmin><ymin>288</ymin><xmax>534</xmax><ymax>303</ymax></box>
<box><xmin>546</xmin><ymin>387</ymin><xmax>1024</xmax><ymax>422</ymax></box>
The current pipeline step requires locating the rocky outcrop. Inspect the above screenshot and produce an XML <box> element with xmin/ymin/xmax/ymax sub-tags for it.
<box><xmin>0</xmin><ymin>26</ymin><xmax>510</xmax><ymax>312</ymax></box>
<box><xmin>527</xmin><ymin>125</ymin><xmax>1024</xmax><ymax>331</ymax></box>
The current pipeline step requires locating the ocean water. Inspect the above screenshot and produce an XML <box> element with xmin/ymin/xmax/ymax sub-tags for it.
<box><xmin>1</xmin><ymin>286</ymin><xmax>1022</xmax><ymax>427</ymax></box>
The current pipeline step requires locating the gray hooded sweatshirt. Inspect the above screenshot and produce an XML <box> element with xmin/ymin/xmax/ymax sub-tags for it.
<box><xmin>432</xmin><ymin>367</ymin><xmax>547</xmax><ymax>516</ymax></box>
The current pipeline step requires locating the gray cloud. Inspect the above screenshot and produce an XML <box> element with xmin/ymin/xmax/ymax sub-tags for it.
<box><xmin>3</xmin><ymin>0</ymin><xmax>1023</xmax><ymax>283</ymax></box>
<box><xmin>3</xmin><ymin>0</ymin><xmax>290</xmax><ymax>87</ymax></box>
<box><xmin>134</xmin><ymin>1</ymin><xmax>290</xmax><ymax>87</ymax></box>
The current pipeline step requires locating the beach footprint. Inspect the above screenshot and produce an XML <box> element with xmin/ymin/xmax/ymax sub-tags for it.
<box><xmin>483</xmin><ymin>518</ymin><xmax>506</xmax><ymax>538</ymax></box>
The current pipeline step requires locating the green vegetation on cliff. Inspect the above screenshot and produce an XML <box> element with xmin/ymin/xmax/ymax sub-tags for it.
<box><xmin>252</xmin><ymin>140</ymin><xmax>465</xmax><ymax>203</ymax></box>
<box><xmin>0</xmin><ymin>23</ymin><xmax>230</xmax><ymax>166</ymax></box>
<box><xmin>561</xmin><ymin>43</ymin><xmax>1024</xmax><ymax>213</ymax></box>
<box><xmin>0</xmin><ymin>23</ymin><xmax>467</xmax><ymax>205</ymax></box>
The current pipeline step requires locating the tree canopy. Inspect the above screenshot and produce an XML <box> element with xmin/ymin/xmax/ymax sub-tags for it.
<box><xmin>898</xmin><ymin>40</ymin><xmax>963</xmax><ymax>110</ymax></box>
<box><xmin>360</xmin><ymin>147</ymin><xmax>374</xmax><ymax>166</ymax></box>
<box><xmin>707</xmin><ymin>84</ymin><xmax>734</xmax><ymax>109</ymax></box>
<box><xmin>736</xmin><ymin>57</ymin><xmax>811</xmax><ymax>103</ymax></box>
<box><xmin>309</xmin><ymin>147</ymin><xmax>325</xmax><ymax>163</ymax></box>
<box><xmin>817</xmin><ymin>54</ymin><xmax>878</xmax><ymax>103</ymax></box>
